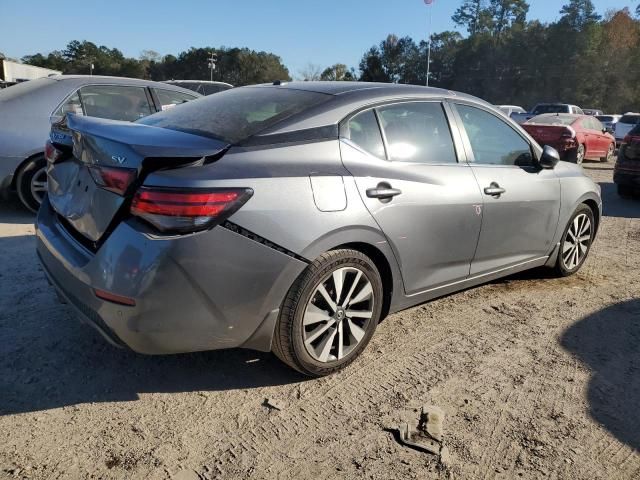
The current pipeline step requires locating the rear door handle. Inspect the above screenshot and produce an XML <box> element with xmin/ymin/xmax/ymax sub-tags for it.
<box><xmin>366</xmin><ymin>185</ymin><xmax>402</xmax><ymax>201</ymax></box>
<box><xmin>484</xmin><ymin>182</ymin><xmax>506</xmax><ymax>197</ymax></box>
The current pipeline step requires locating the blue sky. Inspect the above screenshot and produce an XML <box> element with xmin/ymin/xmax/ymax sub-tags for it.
<box><xmin>1</xmin><ymin>0</ymin><xmax>634</xmax><ymax>77</ymax></box>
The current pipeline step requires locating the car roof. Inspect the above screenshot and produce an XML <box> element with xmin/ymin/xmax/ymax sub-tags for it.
<box><xmin>243</xmin><ymin>81</ymin><xmax>490</xmax><ymax>135</ymax></box>
<box><xmin>49</xmin><ymin>75</ymin><xmax>201</xmax><ymax>96</ymax></box>
<box><xmin>534</xmin><ymin>113</ymin><xmax>582</xmax><ymax>120</ymax></box>
<box><xmin>165</xmin><ymin>80</ymin><xmax>233</xmax><ymax>87</ymax></box>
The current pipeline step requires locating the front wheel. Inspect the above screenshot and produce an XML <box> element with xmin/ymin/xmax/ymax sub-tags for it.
<box><xmin>272</xmin><ymin>249</ymin><xmax>383</xmax><ymax>377</ymax></box>
<box><xmin>554</xmin><ymin>205</ymin><xmax>595</xmax><ymax>277</ymax></box>
<box><xmin>16</xmin><ymin>155</ymin><xmax>47</xmax><ymax>213</ymax></box>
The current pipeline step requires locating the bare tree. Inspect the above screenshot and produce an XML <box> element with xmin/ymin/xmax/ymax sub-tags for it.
<box><xmin>298</xmin><ymin>63</ymin><xmax>323</xmax><ymax>81</ymax></box>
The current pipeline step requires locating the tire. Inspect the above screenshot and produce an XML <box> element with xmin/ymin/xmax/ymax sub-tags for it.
<box><xmin>569</xmin><ymin>144</ymin><xmax>586</xmax><ymax>164</ymax></box>
<box><xmin>600</xmin><ymin>143</ymin><xmax>615</xmax><ymax>163</ymax></box>
<box><xmin>272</xmin><ymin>249</ymin><xmax>384</xmax><ymax>377</ymax></box>
<box><xmin>553</xmin><ymin>204</ymin><xmax>595</xmax><ymax>277</ymax></box>
<box><xmin>16</xmin><ymin>155</ymin><xmax>47</xmax><ymax>213</ymax></box>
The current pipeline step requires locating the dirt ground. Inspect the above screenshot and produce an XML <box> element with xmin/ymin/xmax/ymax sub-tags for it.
<box><xmin>0</xmin><ymin>162</ymin><xmax>638</xmax><ymax>480</ymax></box>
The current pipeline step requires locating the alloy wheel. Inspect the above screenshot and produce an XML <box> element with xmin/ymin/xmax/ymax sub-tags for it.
<box><xmin>561</xmin><ymin>213</ymin><xmax>592</xmax><ymax>271</ymax></box>
<box><xmin>576</xmin><ymin>145</ymin><xmax>585</xmax><ymax>164</ymax></box>
<box><xmin>302</xmin><ymin>267</ymin><xmax>375</xmax><ymax>363</ymax></box>
<box><xmin>29</xmin><ymin>166</ymin><xmax>48</xmax><ymax>205</ymax></box>
<box><xmin>606</xmin><ymin>144</ymin><xmax>615</xmax><ymax>162</ymax></box>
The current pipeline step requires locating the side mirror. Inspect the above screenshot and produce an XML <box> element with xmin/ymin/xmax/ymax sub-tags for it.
<box><xmin>539</xmin><ymin>145</ymin><xmax>560</xmax><ymax>169</ymax></box>
<box><xmin>604</xmin><ymin>127</ymin><xmax>614</xmax><ymax>135</ymax></box>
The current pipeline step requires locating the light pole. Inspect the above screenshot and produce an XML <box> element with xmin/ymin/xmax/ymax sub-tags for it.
<box><xmin>424</xmin><ymin>0</ymin><xmax>434</xmax><ymax>86</ymax></box>
<box><xmin>207</xmin><ymin>52</ymin><xmax>217</xmax><ymax>81</ymax></box>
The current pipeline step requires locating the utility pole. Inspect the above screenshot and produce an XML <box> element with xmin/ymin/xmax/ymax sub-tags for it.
<box><xmin>425</xmin><ymin>0</ymin><xmax>434</xmax><ymax>86</ymax></box>
<box><xmin>207</xmin><ymin>52</ymin><xmax>217</xmax><ymax>81</ymax></box>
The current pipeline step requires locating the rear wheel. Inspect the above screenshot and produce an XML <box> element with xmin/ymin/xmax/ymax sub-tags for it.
<box><xmin>601</xmin><ymin>143</ymin><xmax>615</xmax><ymax>162</ymax></box>
<box><xmin>553</xmin><ymin>205</ymin><xmax>595</xmax><ymax>277</ymax></box>
<box><xmin>16</xmin><ymin>155</ymin><xmax>47</xmax><ymax>213</ymax></box>
<box><xmin>569</xmin><ymin>144</ymin><xmax>586</xmax><ymax>164</ymax></box>
<box><xmin>272</xmin><ymin>249</ymin><xmax>383</xmax><ymax>377</ymax></box>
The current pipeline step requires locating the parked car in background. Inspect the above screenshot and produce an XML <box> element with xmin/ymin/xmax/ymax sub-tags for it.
<box><xmin>614</xmin><ymin>124</ymin><xmax>640</xmax><ymax>197</ymax></box>
<box><xmin>511</xmin><ymin>103</ymin><xmax>584</xmax><ymax>124</ymax></box>
<box><xmin>496</xmin><ymin>105</ymin><xmax>526</xmax><ymax>117</ymax></box>
<box><xmin>596</xmin><ymin>114</ymin><xmax>621</xmax><ymax>133</ymax></box>
<box><xmin>0</xmin><ymin>75</ymin><xmax>200</xmax><ymax>211</ymax></box>
<box><xmin>523</xmin><ymin>114</ymin><xmax>615</xmax><ymax>164</ymax></box>
<box><xmin>163</xmin><ymin>80</ymin><xmax>233</xmax><ymax>96</ymax></box>
<box><xmin>614</xmin><ymin>113</ymin><xmax>640</xmax><ymax>147</ymax></box>
<box><xmin>38</xmin><ymin>82</ymin><xmax>601</xmax><ymax>376</ymax></box>
<box><xmin>584</xmin><ymin>109</ymin><xmax>603</xmax><ymax>116</ymax></box>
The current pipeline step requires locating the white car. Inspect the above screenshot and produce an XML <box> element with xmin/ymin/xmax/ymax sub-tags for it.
<box><xmin>614</xmin><ymin>113</ymin><xmax>640</xmax><ymax>146</ymax></box>
<box><xmin>596</xmin><ymin>114</ymin><xmax>621</xmax><ymax>133</ymax></box>
<box><xmin>497</xmin><ymin>105</ymin><xmax>527</xmax><ymax>117</ymax></box>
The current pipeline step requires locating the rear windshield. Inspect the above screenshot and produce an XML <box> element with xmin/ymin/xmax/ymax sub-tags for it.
<box><xmin>533</xmin><ymin>105</ymin><xmax>570</xmax><ymax>114</ymax></box>
<box><xmin>0</xmin><ymin>77</ymin><xmax>55</xmax><ymax>102</ymax></box>
<box><xmin>138</xmin><ymin>86</ymin><xmax>331</xmax><ymax>143</ymax></box>
<box><xmin>596</xmin><ymin>116</ymin><xmax>614</xmax><ymax>122</ymax></box>
<box><xmin>619</xmin><ymin>115</ymin><xmax>640</xmax><ymax>125</ymax></box>
<box><xmin>527</xmin><ymin>115</ymin><xmax>576</xmax><ymax>126</ymax></box>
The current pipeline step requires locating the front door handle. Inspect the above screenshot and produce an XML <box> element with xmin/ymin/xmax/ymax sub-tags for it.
<box><xmin>484</xmin><ymin>182</ymin><xmax>506</xmax><ymax>197</ymax></box>
<box><xmin>366</xmin><ymin>184</ymin><xmax>402</xmax><ymax>202</ymax></box>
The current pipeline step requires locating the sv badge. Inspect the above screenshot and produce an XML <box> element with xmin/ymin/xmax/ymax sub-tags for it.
<box><xmin>474</xmin><ymin>205</ymin><xmax>483</xmax><ymax>216</ymax></box>
<box><xmin>112</xmin><ymin>155</ymin><xmax>126</xmax><ymax>164</ymax></box>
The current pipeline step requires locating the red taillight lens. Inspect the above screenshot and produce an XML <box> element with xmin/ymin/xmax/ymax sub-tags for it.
<box><xmin>94</xmin><ymin>288</ymin><xmax>136</xmax><ymax>306</ymax></box>
<box><xmin>130</xmin><ymin>187</ymin><xmax>253</xmax><ymax>233</ymax></box>
<box><xmin>88</xmin><ymin>166</ymin><xmax>137</xmax><ymax>195</ymax></box>
<box><xmin>44</xmin><ymin>140</ymin><xmax>63</xmax><ymax>164</ymax></box>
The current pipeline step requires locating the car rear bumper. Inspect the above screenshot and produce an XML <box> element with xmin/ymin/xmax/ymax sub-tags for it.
<box><xmin>36</xmin><ymin>197</ymin><xmax>308</xmax><ymax>354</ymax></box>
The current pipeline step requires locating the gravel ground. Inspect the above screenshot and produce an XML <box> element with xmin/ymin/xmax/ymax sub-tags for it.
<box><xmin>0</xmin><ymin>162</ymin><xmax>638</xmax><ymax>480</ymax></box>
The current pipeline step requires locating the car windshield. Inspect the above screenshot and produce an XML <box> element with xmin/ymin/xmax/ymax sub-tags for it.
<box><xmin>619</xmin><ymin>115</ymin><xmax>640</xmax><ymax>125</ymax></box>
<box><xmin>526</xmin><ymin>115</ymin><xmax>575</xmax><ymax>126</ymax></box>
<box><xmin>533</xmin><ymin>105</ymin><xmax>569</xmax><ymax>114</ymax></box>
<box><xmin>138</xmin><ymin>86</ymin><xmax>331</xmax><ymax>143</ymax></box>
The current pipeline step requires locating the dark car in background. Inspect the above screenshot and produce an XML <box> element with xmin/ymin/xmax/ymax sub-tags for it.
<box><xmin>584</xmin><ymin>109</ymin><xmax>603</xmax><ymax>116</ymax></box>
<box><xmin>523</xmin><ymin>114</ymin><xmax>615</xmax><ymax>164</ymax></box>
<box><xmin>37</xmin><ymin>82</ymin><xmax>601</xmax><ymax>376</ymax></box>
<box><xmin>163</xmin><ymin>80</ymin><xmax>233</xmax><ymax>96</ymax></box>
<box><xmin>614</xmin><ymin>113</ymin><xmax>640</xmax><ymax>147</ymax></box>
<box><xmin>0</xmin><ymin>75</ymin><xmax>200</xmax><ymax>211</ymax></box>
<box><xmin>614</xmin><ymin>124</ymin><xmax>640</xmax><ymax>197</ymax></box>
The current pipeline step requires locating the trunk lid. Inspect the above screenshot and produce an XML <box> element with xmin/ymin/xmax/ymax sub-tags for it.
<box><xmin>47</xmin><ymin>114</ymin><xmax>229</xmax><ymax>244</ymax></box>
<box><xmin>522</xmin><ymin>124</ymin><xmax>571</xmax><ymax>144</ymax></box>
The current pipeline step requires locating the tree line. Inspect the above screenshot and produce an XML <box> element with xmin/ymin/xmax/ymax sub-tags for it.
<box><xmin>13</xmin><ymin>0</ymin><xmax>640</xmax><ymax>113</ymax></box>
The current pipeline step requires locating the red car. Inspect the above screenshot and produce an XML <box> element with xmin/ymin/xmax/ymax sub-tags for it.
<box><xmin>614</xmin><ymin>124</ymin><xmax>640</xmax><ymax>197</ymax></box>
<box><xmin>523</xmin><ymin>114</ymin><xmax>616</xmax><ymax>164</ymax></box>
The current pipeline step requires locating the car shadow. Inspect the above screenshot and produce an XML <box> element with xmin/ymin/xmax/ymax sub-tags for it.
<box><xmin>597</xmin><ymin>182</ymin><xmax>639</xmax><ymax>219</ymax></box>
<box><xmin>0</xmin><ymin>197</ymin><xmax>35</xmax><ymax>225</ymax></box>
<box><xmin>560</xmin><ymin>299</ymin><xmax>640</xmax><ymax>452</ymax></box>
<box><xmin>0</xmin><ymin>203</ymin><xmax>305</xmax><ymax>415</ymax></box>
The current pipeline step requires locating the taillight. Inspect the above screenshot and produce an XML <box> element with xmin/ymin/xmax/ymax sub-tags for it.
<box><xmin>561</xmin><ymin>127</ymin><xmax>576</xmax><ymax>139</ymax></box>
<box><xmin>44</xmin><ymin>140</ymin><xmax>63</xmax><ymax>164</ymax></box>
<box><xmin>88</xmin><ymin>166</ymin><xmax>137</xmax><ymax>195</ymax></box>
<box><xmin>130</xmin><ymin>187</ymin><xmax>253</xmax><ymax>233</ymax></box>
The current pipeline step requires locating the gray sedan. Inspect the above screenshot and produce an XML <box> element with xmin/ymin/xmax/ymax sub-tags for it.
<box><xmin>37</xmin><ymin>82</ymin><xmax>602</xmax><ymax>376</ymax></box>
<box><xmin>0</xmin><ymin>75</ymin><xmax>200</xmax><ymax>211</ymax></box>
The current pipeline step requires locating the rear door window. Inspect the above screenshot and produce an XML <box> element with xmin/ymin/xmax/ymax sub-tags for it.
<box><xmin>154</xmin><ymin>89</ymin><xmax>198</xmax><ymax>111</ymax></box>
<box><xmin>346</xmin><ymin>109</ymin><xmax>385</xmax><ymax>160</ymax></box>
<box><xmin>620</xmin><ymin>115</ymin><xmax>640</xmax><ymax>125</ymax></box>
<box><xmin>79</xmin><ymin>85</ymin><xmax>153</xmax><ymax>121</ymax></box>
<box><xmin>376</xmin><ymin>102</ymin><xmax>457</xmax><ymax>164</ymax></box>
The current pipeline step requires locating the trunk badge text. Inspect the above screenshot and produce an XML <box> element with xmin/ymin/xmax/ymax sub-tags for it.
<box><xmin>112</xmin><ymin>155</ymin><xmax>126</xmax><ymax>164</ymax></box>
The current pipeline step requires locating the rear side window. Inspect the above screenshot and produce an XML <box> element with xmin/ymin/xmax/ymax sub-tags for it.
<box><xmin>155</xmin><ymin>89</ymin><xmax>198</xmax><ymax>111</ymax></box>
<box><xmin>620</xmin><ymin>115</ymin><xmax>640</xmax><ymax>125</ymax></box>
<box><xmin>533</xmin><ymin>105</ymin><xmax>569</xmax><ymax>114</ymax></box>
<box><xmin>377</xmin><ymin>102</ymin><xmax>457</xmax><ymax>164</ymax></box>
<box><xmin>201</xmin><ymin>84</ymin><xmax>231</xmax><ymax>95</ymax></box>
<box><xmin>54</xmin><ymin>92</ymin><xmax>84</xmax><ymax>116</ymax></box>
<box><xmin>79</xmin><ymin>85</ymin><xmax>153</xmax><ymax>121</ymax></box>
<box><xmin>347</xmin><ymin>110</ymin><xmax>385</xmax><ymax>160</ymax></box>
<box><xmin>457</xmin><ymin>104</ymin><xmax>533</xmax><ymax>166</ymax></box>
<box><xmin>138</xmin><ymin>87</ymin><xmax>331</xmax><ymax>143</ymax></box>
